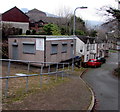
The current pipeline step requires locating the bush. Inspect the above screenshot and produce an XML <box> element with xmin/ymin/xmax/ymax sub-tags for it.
<box><xmin>32</xmin><ymin>29</ymin><xmax>36</xmax><ymax>35</ymax></box>
<box><xmin>19</xmin><ymin>29</ymin><xmax>22</xmax><ymax>35</ymax></box>
<box><xmin>26</xmin><ymin>30</ymin><xmax>31</xmax><ymax>35</ymax></box>
<box><xmin>2</xmin><ymin>26</ymin><xmax>23</xmax><ymax>38</ymax></box>
<box><xmin>43</xmin><ymin>23</ymin><xmax>61</xmax><ymax>35</ymax></box>
<box><xmin>1</xmin><ymin>40</ymin><xmax>8</xmax><ymax>58</ymax></box>
<box><xmin>76</xmin><ymin>30</ymin><xmax>85</xmax><ymax>35</ymax></box>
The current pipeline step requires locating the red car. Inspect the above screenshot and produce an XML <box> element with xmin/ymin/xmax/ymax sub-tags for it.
<box><xmin>86</xmin><ymin>59</ymin><xmax>102</xmax><ymax>67</ymax></box>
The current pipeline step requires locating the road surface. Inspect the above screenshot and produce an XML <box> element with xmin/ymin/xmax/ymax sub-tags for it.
<box><xmin>82</xmin><ymin>52</ymin><xmax>119</xmax><ymax>110</ymax></box>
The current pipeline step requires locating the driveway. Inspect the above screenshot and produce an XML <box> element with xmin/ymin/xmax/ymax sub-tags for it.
<box><xmin>82</xmin><ymin>52</ymin><xmax>119</xmax><ymax>110</ymax></box>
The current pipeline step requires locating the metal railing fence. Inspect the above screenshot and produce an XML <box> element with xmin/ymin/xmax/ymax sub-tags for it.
<box><xmin>0</xmin><ymin>59</ymin><xmax>71</xmax><ymax>97</ymax></box>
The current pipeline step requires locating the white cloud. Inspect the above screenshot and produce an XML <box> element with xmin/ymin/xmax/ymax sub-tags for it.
<box><xmin>0</xmin><ymin>0</ymin><xmax>118</xmax><ymax>22</ymax></box>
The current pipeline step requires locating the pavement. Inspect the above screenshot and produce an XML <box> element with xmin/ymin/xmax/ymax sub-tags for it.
<box><xmin>3</xmin><ymin>69</ymin><xmax>95</xmax><ymax>110</ymax></box>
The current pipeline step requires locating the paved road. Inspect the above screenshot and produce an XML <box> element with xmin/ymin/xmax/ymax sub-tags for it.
<box><xmin>82</xmin><ymin>52</ymin><xmax>119</xmax><ymax>110</ymax></box>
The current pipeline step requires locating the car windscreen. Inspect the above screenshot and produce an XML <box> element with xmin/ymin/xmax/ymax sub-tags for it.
<box><xmin>89</xmin><ymin>60</ymin><xmax>95</xmax><ymax>62</ymax></box>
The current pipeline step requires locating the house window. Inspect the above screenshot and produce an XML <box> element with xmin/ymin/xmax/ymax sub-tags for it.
<box><xmin>62</xmin><ymin>43</ymin><xmax>67</xmax><ymax>53</ymax></box>
<box><xmin>23</xmin><ymin>42</ymin><xmax>35</xmax><ymax>54</ymax></box>
<box><xmin>87</xmin><ymin>55</ymin><xmax>89</xmax><ymax>61</ymax></box>
<box><xmin>90</xmin><ymin>45</ymin><xmax>92</xmax><ymax>50</ymax></box>
<box><xmin>80</xmin><ymin>49</ymin><xmax>83</xmax><ymax>52</ymax></box>
<box><xmin>51</xmin><ymin>44</ymin><xmax>58</xmax><ymax>54</ymax></box>
<box><xmin>87</xmin><ymin>44</ymin><xmax>89</xmax><ymax>51</ymax></box>
<box><xmin>93</xmin><ymin>44</ymin><xmax>95</xmax><ymax>50</ymax></box>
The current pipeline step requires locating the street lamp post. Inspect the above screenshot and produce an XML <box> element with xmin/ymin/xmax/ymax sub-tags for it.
<box><xmin>72</xmin><ymin>6</ymin><xmax>87</xmax><ymax>71</ymax></box>
<box><xmin>73</xmin><ymin>6</ymin><xmax>87</xmax><ymax>36</ymax></box>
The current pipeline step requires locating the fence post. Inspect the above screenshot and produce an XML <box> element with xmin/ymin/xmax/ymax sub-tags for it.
<box><xmin>55</xmin><ymin>63</ymin><xmax>58</xmax><ymax>82</ymax></box>
<box><xmin>62</xmin><ymin>63</ymin><xmax>64</xmax><ymax>80</ymax></box>
<box><xmin>26</xmin><ymin>62</ymin><xmax>30</xmax><ymax>92</ymax></box>
<box><xmin>47</xmin><ymin>64</ymin><xmax>51</xmax><ymax>84</ymax></box>
<box><xmin>27</xmin><ymin>62</ymin><xmax>30</xmax><ymax>74</ymax></box>
<box><xmin>40</xmin><ymin>64</ymin><xmax>43</xmax><ymax>88</ymax></box>
<box><xmin>5</xmin><ymin>60</ymin><xmax>11</xmax><ymax>97</ymax></box>
<box><xmin>68</xmin><ymin>63</ymin><xmax>70</xmax><ymax>71</ymax></box>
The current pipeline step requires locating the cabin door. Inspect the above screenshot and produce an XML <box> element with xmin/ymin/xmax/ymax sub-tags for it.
<box><xmin>12</xmin><ymin>45</ymin><xmax>18</xmax><ymax>60</ymax></box>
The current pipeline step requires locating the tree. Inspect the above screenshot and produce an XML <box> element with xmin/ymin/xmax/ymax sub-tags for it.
<box><xmin>43</xmin><ymin>23</ymin><xmax>61</xmax><ymax>35</ymax></box>
<box><xmin>88</xmin><ymin>29</ymin><xmax>98</xmax><ymax>37</ymax></box>
<box><xmin>55</xmin><ymin>6</ymin><xmax>87</xmax><ymax>35</ymax></box>
<box><xmin>106</xmin><ymin>7</ymin><xmax>120</xmax><ymax>38</ymax></box>
<box><xmin>55</xmin><ymin>6</ymin><xmax>73</xmax><ymax>35</ymax></box>
<box><xmin>104</xmin><ymin>4</ymin><xmax>120</xmax><ymax>68</ymax></box>
<box><xmin>68</xmin><ymin>15</ymin><xmax>87</xmax><ymax>35</ymax></box>
<box><xmin>2</xmin><ymin>23</ymin><xmax>22</xmax><ymax>39</ymax></box>
<box><xmin>106</xmin><ymin>7</ymin><xmax>120</xmax><ymax>22</ymax></box>
<box><xmin>76</xmin><ymin>30</ymin><xmax>86</xmax><ymax>35</ymax></box>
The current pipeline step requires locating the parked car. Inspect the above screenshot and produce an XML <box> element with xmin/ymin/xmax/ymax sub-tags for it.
<box><xmin>96</xmin><ymin>57</ymin><xmax>106</xmax><ymax>63</ymax></box>
<box><xmin>86</xmin><ymin>59</ymin><xmax>102</xmax><ymax>67</ymax></box>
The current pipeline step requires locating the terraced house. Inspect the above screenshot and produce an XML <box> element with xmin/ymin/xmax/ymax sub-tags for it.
<box><xmin>75</xmin><ymin>36</ymin><xmax>97</xmax><ymax>62</ymax></box>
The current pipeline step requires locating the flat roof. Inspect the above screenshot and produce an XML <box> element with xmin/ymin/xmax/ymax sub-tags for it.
<box><xmin>8</xmin><ymin>35</ymin><xmax>76</xmax><ymax>39</ymax></box>
<box><xmin>9</xmin><ymin>35</ymin><xmax>46</xmax><ymax>38</ymax></box>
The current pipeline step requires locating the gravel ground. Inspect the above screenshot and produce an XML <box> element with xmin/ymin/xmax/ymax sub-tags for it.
<box><xmin>3</xmin><ymin>74</ymin><xmax>92</xmax><ymax>110</ymax></box>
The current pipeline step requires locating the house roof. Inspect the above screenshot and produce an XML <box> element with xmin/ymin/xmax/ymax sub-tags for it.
<box><xmin>26</xmin><ymin>8</ymin><xmax>47</xmax><ymax>22</ymax></box>
<box><xmin>76</xmin><ymin>35</ymin><xmax>96</xmax><ymax>44</ymax></box>
<box><xmin>26</xmin><ymin>8</ymin><xmax>66</xmax><ymax>25</ymax></box>
<box><xmin>76</xmin><ymin>35</ymin><xmax>88</xmax><ymax>43</ymax></box>
<box><xmin>27</xmin><ymin>8</ymin><xmax>46</xmax><ymax>16</ymax></box>
<box><xmin>89</xmin><ymin>37</ymin><xmax>96</xmax><ymax>44</ymax></box>
<box><xmin>2</xmin><ymin>6</ymin><xmax>29</xmax><ymax>19</ymax></box>
<box><xmin>2</xmin><ymin>6</ymin><xmax>29</xmax><ymax>22</ymax></box>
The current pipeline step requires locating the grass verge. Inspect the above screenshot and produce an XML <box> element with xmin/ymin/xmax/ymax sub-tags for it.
<box><xmin>109</xmin><ymin>50</ymin><xmax>117</xmax><ymax>53</ymax></box>
<box><xmin>72</xmin><ymin>67</ymin><xmax>87</xmax><ymax>76</ymax></box>
<box><xmin>2</xmin><ymin>75</ymin><xmax>70</xmax><ymax>105</ymax></box>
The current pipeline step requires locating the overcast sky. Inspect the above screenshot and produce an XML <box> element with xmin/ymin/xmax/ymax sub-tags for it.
<box><xmin>0</xmin><ymin>0</ymin><xmax>118</xmax><ymax>22</ymax></box>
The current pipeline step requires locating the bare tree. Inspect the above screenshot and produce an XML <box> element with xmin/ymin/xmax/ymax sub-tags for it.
<box><xmin>98</xmin><ymin>2</ymin><xmax>120</xmax><ymax>69</ymax></box>
<box><xmin>55</xmin><ymin>6</ymin><xmax>87</xmax><ymax>35</ymax></box>
<box><xmin>55</xmin><ymin>6</ymin><xmax>74</xmax><ymax>35</ymax></box>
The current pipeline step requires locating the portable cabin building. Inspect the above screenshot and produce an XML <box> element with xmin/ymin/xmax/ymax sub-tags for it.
<box><xmin>8</xmin><ymin>35</ymin><xmax>75</xmax><ymax>65</ymax></box>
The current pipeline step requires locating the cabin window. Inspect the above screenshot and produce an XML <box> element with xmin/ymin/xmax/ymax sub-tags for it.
<box><xmin>62</xmin><ymin>43</ymin><xmax>67</xmax><ymax>53</ymax></box>
<box><xmin>51</xmin><ymin>44</ymin><xmax>58</xmax><ymax>54</ymax></box>
<box><xmin>23</xmin><ymin>42</ymin><xmax>35</xmax><ymax>54</ymax></box>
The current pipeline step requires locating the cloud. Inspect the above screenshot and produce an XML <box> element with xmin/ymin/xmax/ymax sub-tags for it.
<box><xmin>0</xmin><ymin>0</ymin><xmax>118</xmax><ymax>22</ymax></box>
